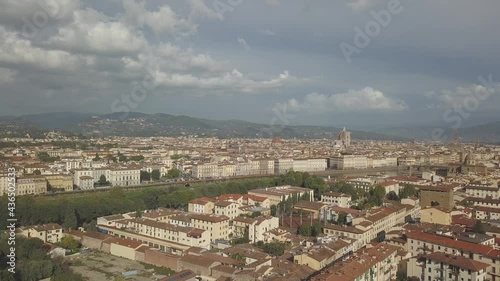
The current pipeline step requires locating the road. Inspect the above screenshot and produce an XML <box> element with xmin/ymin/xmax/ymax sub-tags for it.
<box><xmin>309</xmin><ymin>166</ymin><xmax>403</xmax><ymax>177</ymax></box>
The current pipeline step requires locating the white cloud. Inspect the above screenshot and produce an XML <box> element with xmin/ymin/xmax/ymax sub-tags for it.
<box><xmin>237</xmin><ymin>37</ymin><xmax>250</xmax><ymax>51</ymax></box>
<box><xmin>346</xmin><ymin>0</ymin><xmax>380</xmax><ymax>12</ymax></box>
<box><xmin>0</xmin><ymin>26</ymin><xmax>79</xmax><ymax>71</ymax></box>
<box><xmin>122</xmin><ymin>0</ymin><xmax>195</xmax><ymax>36</ymax></box>
<box><xmin>261</xmin><ymin>29</ymin><xmax>276</xmax><ymax>36</ymax></box>
<box><xmin>187</xmin><ymin>0</ymin><xmax>220</xmax><ymax>21</ymax></box>
<box><xmin>278</xmin><ymin>87</ymin><xmax>407</xmax><ymax>113</ymax></box>
<box><xmin>425</xmin><ymin>84</ymin><xmax>500</xmax><ymax>108</ymax></box>
<box><xmin>46</xmin><ymin>9</ymin><xmax>146</xmax><ymax>56</ymax></box>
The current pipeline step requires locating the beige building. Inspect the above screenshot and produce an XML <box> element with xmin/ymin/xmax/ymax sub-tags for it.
<box><xmin>188</xmin><ymin>197</ymin><xmax>215</xmax><ymax>214</ymax></box>
<box><xmin>257</xmin><ymin>159</ymin><xmax>274</xmax><ymax>175</ymax></box>
<box><xmin>274</xmin><ymin>158</ymin><xmax>293</xmax><ymax>174</ymax></box>
<box><xmin>294</xmin><ymin>239</ymin><xmax>351</xmax><ymax>271</ymax></box>
<box><xmin>189</xmin><ymin>214</ymin><xmax>230</xmax><ymax>242</ymax></box>
<box><xmin>107</xmin><ymin>237</ymin><xmax>145</xmax><ymax>260</ymax></box>
<box><xmin>232</xmin><ymin>216</ymin><xmax>279</xmax><ymax>243</ymax></box>
<box><xmin>420</xmin><ymin>206</ymin><xmax>452</xmax><ymax>225</ymax></box>
<box><xmin>108</xmin><ymin>167</ymin><xmax>140</xmax><ymax>186</ymax></box>
<box><xmin>248</xmin><ymin>185</ymin><xmax>314</xmax><ymax>206</ymax></box>
<box><xmin>16</xmin><ymin>175</ymin><xmax>47</xmax><ymax>195</ymax></box>
<box><xmin>311</xmin><ymin>243</ymin><xmax>399</xmax><ymax>281</ymax></box>
<box><xmin>126</xmin><ymin>218</ymin><xmax>210</xmax><ymax>249</ymax></box>
<box><xmin>321</xmin><ymin>192</ymin><xmax>352</xmax><ymax>208</ymax></box>
<box><xmin>292</xmin><ymin>158</ymin><xmax>327</xmax><ymax>172</ymax></box>
<box><xmin>19</xmin><ymin>223</ymin><xmax>63</xmax><ymax>243</ymax></box>
<box><xmin>324</xmin><ymin>205</ymin><xmax>407</xmax><ymax>249</ymax></box>
<box><xmin>214</xmin><ymin>201</ymin><xmax>241</xmax><ymax>219</ymax></box>
<box><xmin>407</xmin><ymin>252</ymin><xmax>489</xmax><ymax>281</ymax></box>
<box><xmin>192</xmin><ymin>163</ymin><xmax>218</xmax><ymax>178</ymax></box>
<box><xmin>475</xmin><ymin>206</ymin><xmax>500</xmax><ymax>220</ymax></box>
<box><xmin>406</xmin><ymin>231</ymin><xmax>500</xmax><ymax>281</ymax></box>
<box><xmin>329</xmin><ymin>154</ymin><xmax>368</xmax><ymax>170</ymax></box>
<box><xmin>466</xmin><ymin>185</ymin><xmax>500</xmax><ymax>199</ymax></box>
<box><xmin>44</xmin><ymin>174</ymin><xmax>74</xmax><ymax>192</ymax></box>
<box><xmin>0</xmin><ymin>173</ymin><xmax>10</xmax><ymax>196</ymax></box>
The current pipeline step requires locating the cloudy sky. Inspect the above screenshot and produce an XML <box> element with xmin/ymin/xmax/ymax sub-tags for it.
<box><xmin>0</xmin><ymin>0</ymin><xmax>499</xmax><ymax>128</ymax></box>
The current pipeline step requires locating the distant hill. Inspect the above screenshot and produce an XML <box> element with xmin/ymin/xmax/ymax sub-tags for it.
<box><xmin>0</xmin><ymin>112</ymin><xmax>406</xmax><ymax>140</ymax></box>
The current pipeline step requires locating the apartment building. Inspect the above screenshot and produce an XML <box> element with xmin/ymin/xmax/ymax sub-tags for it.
<box><xmin>232</xmin><ymin>216</ymin><xmax>279</xmax><ymax>243</ymax></box>
<box><xmin>19</xmin><ymin>223</ymin><xmax>63</xmax><ymax>243</ymax></box>
<box><xmin>466</xmin><ymin>185</ymin><xmax>500</xmax><ymax>199</ymax></box>
<box><xmin>377</xmin><ymin>180</ymin><xmax>400</xmax><ymax>195</ymax></box>
<box><xmin>324</xmin><ymin>205</ymin><xmax>407</xmax><ymax>248</ymax></box>
<box><xmin>274</xmin><ymin>159</ymin><xmax>293</xmax><ymax>174</ymax></box>
<box><xmin>73</xmin><ymin>167</ymin><xmax>140</xmax><ymax>188</ymax></box>
<box><xmin>0</xmin><ymin>173</ymin><xmax>9</xmax><ymax>196</ymax></box>
<box><xmin>321</xmin><ymin>192</ymin><xmax>352</xmax><ymax>208</ymax></box>
<box><xmin>475</xmin><ymin>206</ymin><xmax>500</xmax><ymax>220</ymax></box>
<box><xmin>293</xmin><ymin>239</ymin><xmax>352</xmax><ymax>271</ymax></box>
<box><xmin>126</xmin><ymin>218</ymin><xmax>210</xmax><ymax>249</ymax></box>
<box><xmin>248</xmin><ymin>185</ymin><xmax>314</xmax><ymax>206</ymax></box>
<box><xmin>257</xmin><ymin>159</ymin><xmax>274</xmax><ymax>175</ymax></box>
<box><xmin>108</xmin><ymin>167</ymin><xmax>140</xmax><ymax>186</ymax></box>
<box><xmin>420</xmin><ymin>207</ymin><xmax>452</xmax><ymax>225</ymax></box>
<box><xmin>189</xmin><ymin>214</ymin><xmax>230</xmax><ymax>242</ymax></box>
<box><xmin>407</xmin><ymin>252</ymin><xmax>489</xmax><ymax>281</ymax></box>
<box><xmin>292</xmin><ymin>158</ymin><xmax>327</xmax><ymax>172</ymax></box>
<box><xmin>406</xmin><ymin>231</ymin><xmax>500</xmax><ymax>281</ymax></box>
<box><xmin>235</xmin><ymin>160</ymin><xmax>259</xmax><ymax>176</ymax></box>
<box><xmin>16</xmin><ymin>175</ymin><xmax>47</xmax><ymax>195</ymax></box>
<box><xmin>188</xmin><ymin>197</ymin><xmax>215</xmax><ymax>214</ymax></box>
<box><xmin>44</xmin><ymin>174</ymin><xmax>74</xmax><ymax>191</ymax></box>
<box><xmin>214</xmin><ymin>201</ymin><xmax>240</xmax><ymax>219</ymax></box>
<box><xmin>311</xmin><ymin>243</ymin><xmax>400</xmax><ymax>281</ymax></box>
<box><xmin>329</xmin><ymin>155</ymin><xmax>368</xmax><ymax>170</ymax></box>
<box><xmin>192</xmin><ymin>163</ymin><xmax>218</xmax><ymax>178</ymax></box>
<box><xmin>466</xmin><ymin>197</ymin><xmax>500</xmax><ymax>209</ymax></box>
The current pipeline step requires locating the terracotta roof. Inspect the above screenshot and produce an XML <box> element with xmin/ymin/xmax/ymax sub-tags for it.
<box><xmin>418</xmin><ymin>185</ymin><xmax>454</xmax><ymax>192</ymax></box>
<box><xmin>107</xmin><ymin>237</ymin><xmax>144</xmax><ymax>249</ymax></box>
<box><xmin>406</xmin><ymin>231</ymin><xmax>500</xmax><ymax>258</ymax></box>
<box><xmin>422</xmin><ymin>252</ymin><xmax>490</xmax><ymax>272</ymax></box>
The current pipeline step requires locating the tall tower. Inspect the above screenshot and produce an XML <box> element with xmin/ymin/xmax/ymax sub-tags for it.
<box><xmin>337</xmin><ymin>127</ymin><xmax>351</xmax><ymax>147</ymax></box>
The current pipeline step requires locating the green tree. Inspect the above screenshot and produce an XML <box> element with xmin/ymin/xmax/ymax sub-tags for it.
<box><xmin>396</xmin><ymin>271</ymin><xmax>406</xmax><ymax>281</ymax></box>
<box><xmin>298</xmin><ymin>224</ymin><xmax>312</xmax><ymax>236</ymax></box>
<box><xmin>166</xmin><ymin>168</ymin><xmax>181</xmax><ymax>178</ymax></box>
<box><xmin>60</xmin><ymin>236</ymin><xmax>80</xmax><ymax>252</ymax></box>
<box><xmin>400</xmin><ymin>184</ymin><xmax>417</xmax><ymax>199</ymax></box>
<box><xmin>231</xmin><ymin>253</ymin><xmax>246</xmax><ymax>261</ymax></box>
<box><xmin>63</xmin><ymin>210</ymin><xmax>78</xmax><ymax>230</ymax></box>
<box><xmin>98</xmin><ymin>175</ymin><xmax>107</xmax><ymax>185</ymax></box>
<box><xmin>93</xmin><ymin>153</ymin><xmax>101</xmax><ymax>161</ymax></box>
<box><xmin>118</xmin><ymin>152</ymin><xmax>128</xmax><ymax>162</ymax></box>
<box><xmin>270</xmin><ymin>205</ymin><xmax>278</xmax><ymax>216</ymax></box>
<box><xmin>33</xmin><ymin>169</ymin><xmax>41</xmax><ymax>175</ymax></box>
<box><xmin>151</xmin><ymin>169</ymin><xmax>161</xmax><ymax>181</ymax></box>
<box><xmin>387</xmin><ymin>191</ymin><xmax>400</xmax><ymax>202</ymax></box>
<box><xmin>312</xmin><ymin>222</ymin><xmax>323</xmax><ymax>236</ymax></box>
<box><xmin>261</xmin><ymin>242</ymin><xmax>285</xmax><ymax>257</ymax></box>
<box><xmin>140</xmin><ymin>171</ymin><xmax>151</xmax><ymax>181</ymax></box>
<box><xmin>473</xmin><ymin>221</ymin><xmax>486</xmax><ymax>234</ymax></box>
<box><xmin>130</xmin><ymin>155</ymin><xmax>144</xmax><ymax>161</ymax></box>
<box><xmin>337</xmin><ymin>212</ymin><xmax>348</xmax><ymax>225</ymax></box>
